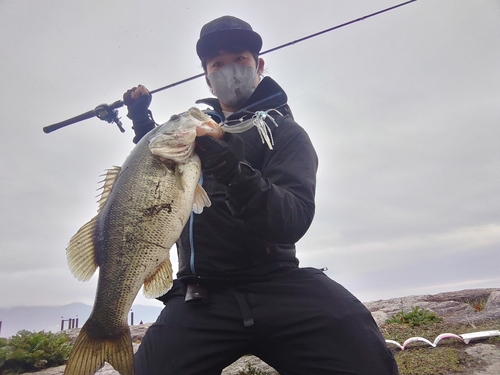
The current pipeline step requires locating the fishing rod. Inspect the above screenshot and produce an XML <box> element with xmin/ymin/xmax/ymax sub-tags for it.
<box><xmin>42</xmin><ymin>0</ymin><xmax>417</xmax><ymax>134</ymax></box>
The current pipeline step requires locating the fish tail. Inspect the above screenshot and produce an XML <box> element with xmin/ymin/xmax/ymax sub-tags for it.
<box><xmin>64</xmin><ymin>319</ymin><xmax>134</xmax><ymax>375</ymax></box>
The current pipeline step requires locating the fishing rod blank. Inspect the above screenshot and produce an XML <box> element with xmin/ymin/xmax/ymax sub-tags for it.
<box><xmin>43</xmin><ymin>0</ymin><xmax>417</xmax><ymax>134</ymax></box>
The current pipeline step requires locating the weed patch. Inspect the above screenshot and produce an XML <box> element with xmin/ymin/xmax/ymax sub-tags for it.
<box><xmin>386</xmin><ymin>306</ymin><xmax>442</xmax><ymax>327</ymax></box>
<box><xmin>0</xmin><ymin>330</ymin><xmax>72</xmax><ymax>374</ymax></box>
<box><xmin>382</xmin><ymin>319</ymin><xmax>500</xmax><ymax>375</ymax></box>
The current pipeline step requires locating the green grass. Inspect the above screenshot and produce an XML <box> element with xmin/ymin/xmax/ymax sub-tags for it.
<box><xmin>1</xmin><ymin>311</ymin><xmax>497</xmax><ymax>375</ymax></box>
<box><xmin>381</xmin><ymin>319</ymin><xmax>500</xmax><ymax>375</ymax></box>
<box><xmin>0</xmin><ymin>330</ymin><xmax>72</xmax><ymax>374</ymax></box>
<box><xmin>231</xmin><ymin>311</ymin><xmax>500</xmax><ymax>375</ymax></box>
<box><xmin>385</xmin><ymin>306</ymin><xmax>442</xmax><ymax>327</ymax></box>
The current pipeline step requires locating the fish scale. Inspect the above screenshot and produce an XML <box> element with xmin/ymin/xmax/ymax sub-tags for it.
<box><xmin>64</xmin><ymin>107</ymin><xmax>216</xmax><ymax>375</ymax></box>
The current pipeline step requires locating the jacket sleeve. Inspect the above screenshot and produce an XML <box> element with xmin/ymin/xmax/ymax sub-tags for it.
<box><xmin>131</xmin><ymin>117</ymin><xmax>156</xmax><ymax>144</ymax></box>
<box><xmin>224</xmin><ymin>116</ymin><xmax>318</xmax><ymax>244</ymax></box>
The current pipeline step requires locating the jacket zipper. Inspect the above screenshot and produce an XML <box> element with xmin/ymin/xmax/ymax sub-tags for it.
<box><xmin>189</xmin><ymin>173</ymin><xmax>204</xmax><ymax>277</ymax></box>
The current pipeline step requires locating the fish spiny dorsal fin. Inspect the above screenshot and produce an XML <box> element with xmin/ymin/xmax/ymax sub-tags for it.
<box><xmin>143</xmin><ymin>258</ymin><xmax>174</xmax><ymax>298</ymax></box>
<box><xmin>66</xmin><ymin>216</ymin><xmax>98</xmax><ymax>281</ymax></box>
<box><xmin>96</xmin><ymin>166</ymin><xmax>121</xmax><ymax>212</ymax></box>
<box><xmin>192</xmin><ymin>183</ymin><xmax>211</xmax><ymax>214</ymax></box>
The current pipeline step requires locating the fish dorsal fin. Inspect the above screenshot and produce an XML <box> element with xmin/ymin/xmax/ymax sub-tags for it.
<box><xmin>96</xmin><ymin>166</ymin><xmax>121</xmax><ymax>212</ymax></box>
<box><xmin>66</xmin><ymin>216</ymin><xmax>99</xmax><ymax>281</ymax></box>
<box><xmin>143</xmin><ymin>258</ymin><xmax>173</xmax><ymax>298</ymax></box>
<box><xmin>192</xmin><ymin>183</ymin><xmax>211</xmax><ymax>214</ymax></box>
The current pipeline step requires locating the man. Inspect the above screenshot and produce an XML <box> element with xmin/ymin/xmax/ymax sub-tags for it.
<box><xmin>124</xmin><ymin>15</ymin><xmax>398</xmax><ymax>375</ymax></box>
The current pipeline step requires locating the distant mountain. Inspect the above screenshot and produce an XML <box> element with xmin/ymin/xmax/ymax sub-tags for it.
<box><xmin>0</xmin><ymin>303</ymin><xmax>162</xmax><ymax>338</ymax></box>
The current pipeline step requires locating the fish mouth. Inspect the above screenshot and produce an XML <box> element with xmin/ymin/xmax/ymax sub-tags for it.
<box><xmin>148</xmin><ymin>107</ymin><xmax>221</xmax><ymax>162</ymax></box>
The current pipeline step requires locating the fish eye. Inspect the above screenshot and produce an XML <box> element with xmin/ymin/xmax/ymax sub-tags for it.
<box><xmin>169</xmin><ymin>114</ymin><xmax>180</xmax><ymax>122</ymax></box>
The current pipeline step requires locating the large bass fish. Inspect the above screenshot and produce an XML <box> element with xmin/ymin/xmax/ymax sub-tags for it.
<box><xmin>64</xmin><ymin>107</ymin><xmax>222</xmax><ymax>375</ymax></box>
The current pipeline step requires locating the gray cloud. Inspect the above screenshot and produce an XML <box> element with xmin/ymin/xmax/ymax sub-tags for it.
<box><xmin>1</xmin><ymin>0</ymin><xmax>499</xmax><ymax>309</ymax></box>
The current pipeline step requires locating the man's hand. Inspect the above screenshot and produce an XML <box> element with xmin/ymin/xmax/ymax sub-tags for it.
<box><xmin>123</xmin><ymin>85</ymin><xmax>156</xmax><ymax>143</ymax></box>
<box><xmin>123</xmin><ymin>85</ymin><xmax>152</xmax><ymax>122</ymax></box>
<box><xmin>195</xmin><ymin>119</ymin><xmax>224</xmax><ymax>140</ymax></box>
<box><xmin>196</xmin><ymin>134</ymin><xmax>245</xmax><ymax>186</ymax></box>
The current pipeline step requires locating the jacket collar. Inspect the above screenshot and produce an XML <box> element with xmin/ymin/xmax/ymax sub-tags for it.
<box><xmin>195</xmin><ymin>76</ymin><xmax>290</xmax><ymax>123</ymax></box>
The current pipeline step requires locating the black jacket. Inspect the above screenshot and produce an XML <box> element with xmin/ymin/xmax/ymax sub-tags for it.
<box><xmin>136</xmin><ymin>77</ymin><xmax>318</xmax><ymax>285</ymax></box>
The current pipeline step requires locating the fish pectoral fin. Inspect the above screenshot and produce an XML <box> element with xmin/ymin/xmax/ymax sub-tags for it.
<box><xmin>96</xmin><ymin>166</ymin><xmax>121</xmax><ymax>212</ymax></box>
<box><xmin>192</xmin><ymin>183</ymin><xmax>211</xmax><ymax>214</ymax></box>
<box><xmin>66</xmin><ymin>216</ymin><xmax>99</xmax><ymax>281</ymax></box>
<box><xmin>64</xmin><ymin>319</ymin><xmax>133</xmax><ymax>375</ymax></box>
<box><xmin>143</xmin><ymin>257</ymin><xmax>174</xmax><ymax>298</ymax></box>
<box><xmin>173</xmin><ymin>165</ymin><xmax>186</xmax><ymax>192</ymax></box>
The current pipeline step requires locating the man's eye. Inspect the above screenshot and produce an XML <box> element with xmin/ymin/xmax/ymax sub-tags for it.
<box><xmin>212</xmin><ymin>61</ymin><xmax>223</xmax><ymax>68</ymax></box>
<box><xmin>236</xmin><ymin>56</ymin><xmax>246</xmax><ymax>62</ymax></box>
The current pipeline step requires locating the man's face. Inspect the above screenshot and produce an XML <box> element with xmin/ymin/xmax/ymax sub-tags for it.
<box><xmin>206</xmin><ymin>51</ymin><xmax>260</xmax><ymax>75</ymax></box>
<box><xmin>205</xmin><ymin>51</ymin><xmax>264</xmax><ymax>111</ymax></box>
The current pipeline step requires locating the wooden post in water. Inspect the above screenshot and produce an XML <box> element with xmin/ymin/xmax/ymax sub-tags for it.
<box><xmin>61</xmin><ymin>317</ymin><xmax>79</xmax><ymax>330</ymax></box>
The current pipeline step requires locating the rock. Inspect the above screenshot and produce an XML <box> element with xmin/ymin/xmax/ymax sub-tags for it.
<box><xmin>222</xmin><ymin>355</ymin><xmax>279</xmax><ymax>375</ymax></box>
<box><xmin>365</xmin><ymin>288</ymin><xmax>500</xmax><ymax>325</ymax></box>
<box><xmin>484</xmin><ymin>291</ymin><xmax>500</xmax><ymax>311</ymax></box>
<box><xmin>36</xmin><ymin>288</ymin><xmax>500</xmax><ymax>375</ymax></box>
<box><xmin>465</xmin><ymin>344</ymin><xmax>500</xmax><ymax>375</ymax></box>
<box><xmin>130</xmin><ymin>323</ymin><xmax>152</xmax><ymax>342</ymax></box>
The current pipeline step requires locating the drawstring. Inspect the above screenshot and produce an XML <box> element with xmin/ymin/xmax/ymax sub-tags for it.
<box><xmin>228</xmin><ymin>287</ymin><xmax>254</xmax><ymax>327</ymax></box>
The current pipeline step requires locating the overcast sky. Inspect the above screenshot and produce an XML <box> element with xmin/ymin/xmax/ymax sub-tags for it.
<box><xmin>1</xmin><ymin>0</ymin><xmax>499</xmax><ymax>310</ymax></box>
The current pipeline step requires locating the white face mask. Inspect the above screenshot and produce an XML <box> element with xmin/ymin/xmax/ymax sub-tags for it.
<box><xmin>208</xmin><ymin>63</ymin><xmax>258</xmax><ymax>107</ymax></box>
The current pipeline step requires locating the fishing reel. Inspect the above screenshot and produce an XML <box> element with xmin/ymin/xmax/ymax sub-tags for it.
<box><xmin>43</xmin><ymin>99</ymin><xmax>126</xmax><ymax>134</ymax></box>
<box><xmin>94</xmin><ymin>102</ymin><xmax>125</xmax><ymax>133</ymax></box>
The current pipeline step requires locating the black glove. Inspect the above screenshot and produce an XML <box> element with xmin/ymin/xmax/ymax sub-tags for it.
<box><xmin>123</xmin><ymin>86</ymin><xmax>155</xmax><ymax>144</ymax></box>
<box><xmin>195</xmin><ymin>133</ymin><xmax>245</xmax><ymax>186</ymax></box>
<box><xmin>123</xmin><ymin>86</ymin><xmax>152</xmax><ymax>122</ymax></box>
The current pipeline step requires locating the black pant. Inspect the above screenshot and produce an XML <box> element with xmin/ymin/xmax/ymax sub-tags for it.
<box><xmin>134</xmin><ymin>268</ymin><xmax>398</xmax><ymax>375</ymax></box>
